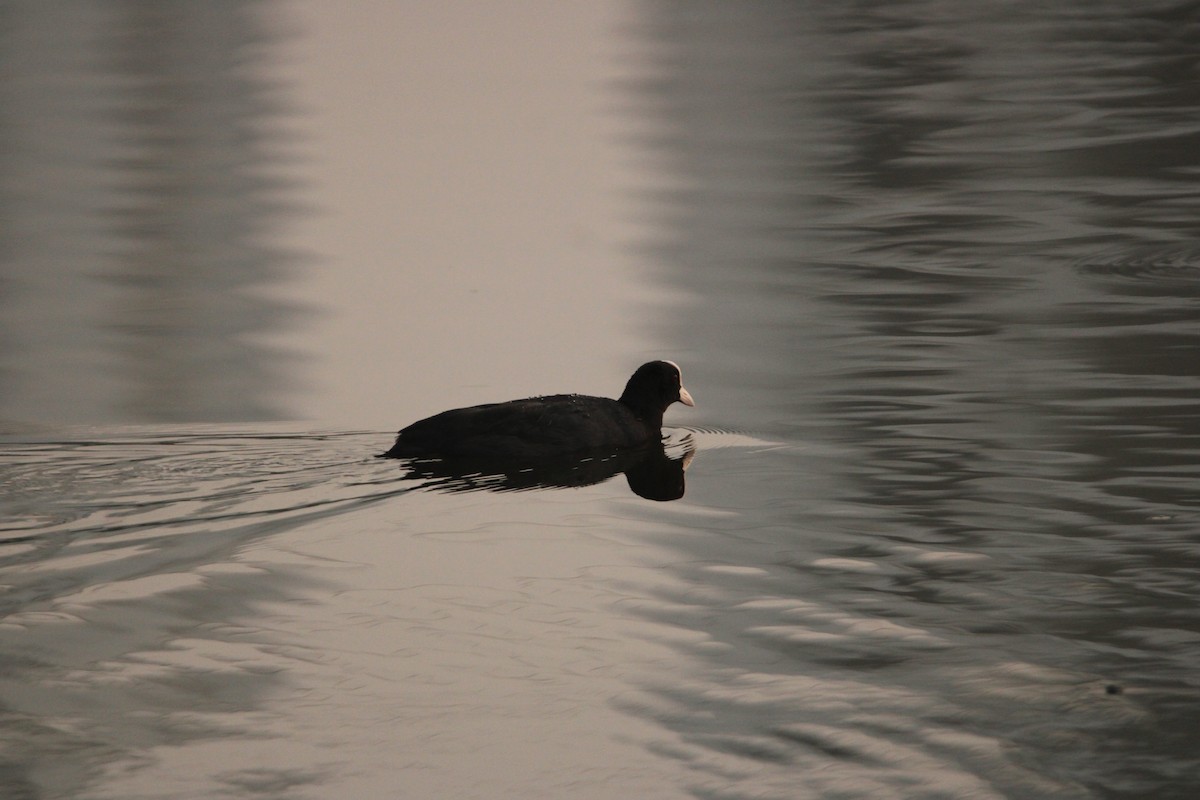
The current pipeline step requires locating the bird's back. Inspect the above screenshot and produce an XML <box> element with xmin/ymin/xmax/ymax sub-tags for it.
<box><xmin>383</xmin><ymin>394</ymin><xmax>653</xmax><ymax>459</ymax></box>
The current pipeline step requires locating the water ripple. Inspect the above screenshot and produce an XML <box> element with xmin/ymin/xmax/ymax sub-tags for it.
<box><xmin>1075</xmin><ymin>247</ymin><xmax>1200</xmax><ymax>292</ymax></box>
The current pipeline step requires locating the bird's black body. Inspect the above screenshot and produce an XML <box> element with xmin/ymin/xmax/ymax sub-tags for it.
<box><xmin>381</xmin><ymin>360</ymin><xmax>694</xmax><ymax>460</ymax></box>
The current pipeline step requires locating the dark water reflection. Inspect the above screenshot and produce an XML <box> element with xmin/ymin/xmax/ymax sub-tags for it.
<box><xmin>626</xmin><ymin>1</ymin><xmax>1200</xmax><ymax>797</ymax></box>
<box><xmin>0</xmin><ymin>2</ymin><xmax>303</xmax><ymax>426</ymax></box>
<box><xmin>388</xmin><ymin>437</ymin><xmax>694</xmax><ymax>500</ymax></box>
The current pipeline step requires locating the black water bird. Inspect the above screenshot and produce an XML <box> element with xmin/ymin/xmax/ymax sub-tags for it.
<box><xmin>381</xmin><ymin>360</ymin><xmax>695</xmax><ymax>460</ymax></box>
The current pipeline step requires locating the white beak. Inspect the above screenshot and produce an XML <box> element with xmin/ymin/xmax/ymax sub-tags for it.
<box><xmin>678</xmin><ymin>386</ymin><xmax>695</xmax><ymax>407</ymax></box>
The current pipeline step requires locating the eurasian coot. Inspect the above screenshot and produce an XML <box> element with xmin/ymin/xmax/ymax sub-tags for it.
<box><xmin>381</xmin><ymin>360</ymin><xmax>694</xmax><ymax>459</ymax></box>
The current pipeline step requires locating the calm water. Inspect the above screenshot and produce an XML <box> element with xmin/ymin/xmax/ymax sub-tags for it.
<box><xmin>3</xmin><ymin>2</ymin><xmax>1200</xmax><ymax>799</ymax></box>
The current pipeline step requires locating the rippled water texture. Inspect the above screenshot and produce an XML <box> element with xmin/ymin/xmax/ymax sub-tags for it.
<box><xmin>4</xmin><ymin>1</ymin><xmax>1200</xmax><ymax>799</ymax></box>
<box><xmin>0</xmin><ymin>429</ymin><xmax>753</xmax><ymax>798</ymax></box>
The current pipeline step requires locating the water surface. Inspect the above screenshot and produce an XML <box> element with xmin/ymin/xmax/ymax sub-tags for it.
<box><xmin>3</xmin><ymin>2</ymin><xmax>1200</xmax><ymax>798</ymax></box>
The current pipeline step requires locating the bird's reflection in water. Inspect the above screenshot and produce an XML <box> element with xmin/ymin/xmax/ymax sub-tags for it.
<box><xmin>392</xmin><ymin>437</ymin><xmax>695</xmax><ymax>501</ymax></box>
